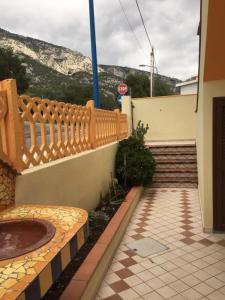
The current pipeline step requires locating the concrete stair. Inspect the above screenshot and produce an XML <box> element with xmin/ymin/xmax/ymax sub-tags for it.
<box><xmin>148</xmin><ymin>144</ymin><xmax>198</xmax><ymax>188</ymax></box>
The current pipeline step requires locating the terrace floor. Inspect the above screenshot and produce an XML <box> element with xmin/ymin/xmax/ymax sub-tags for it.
<box><xmin>96</xmin><ymin>188</ymin><xmax>225</xmax><ymax>300</ymax></box>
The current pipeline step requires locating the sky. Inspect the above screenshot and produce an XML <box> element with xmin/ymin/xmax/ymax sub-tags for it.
<box><xmin>0</xmin><ymin>0</ymin><xmax>200</xmax><ymax>80</ymax></box>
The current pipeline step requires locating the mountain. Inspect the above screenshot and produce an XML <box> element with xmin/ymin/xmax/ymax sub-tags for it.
<box><xmin>0</xmin><ymin>28</ymin><xmax>181</xmax><ymax>95</ymax></box>
<box><xmin>0</xmin><ymin>28</ymin><xmax>97</xmax><ymax>75</ymax></box>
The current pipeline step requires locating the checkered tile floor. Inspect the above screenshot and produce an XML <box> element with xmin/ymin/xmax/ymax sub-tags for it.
<box><xmin>96</xmin><ymin>188</ymin><xmax>225</xmax><ymax>300</ymax></box>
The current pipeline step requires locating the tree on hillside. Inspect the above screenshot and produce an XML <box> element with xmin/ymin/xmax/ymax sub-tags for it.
<box><xmin>125</xmin><ymin>73</ymin><xmax>173</xmax><ymax>98</ymax></box>
<box><xmin>100</xmin><ymin>95</ymin><xmax>119</xmax><ymax>110</ymax></box>
<box><xmin>125</xmin><ymin>74</ymin><xmax>149</xmax><ymax>98</ymax></box>
<box><xmin>0</xmin><ymin>47</ymin><xmax>29</xmax><ymax>93</ymax></box>
<box><xmin>154</xmin><ymin>78</ymin><xmax>172</xmax><ymax>96</ymax></box>
<box><xmin>27</xmin><ymin>83</ymin><xmax>119</xmax><ymax>110</ymax></box>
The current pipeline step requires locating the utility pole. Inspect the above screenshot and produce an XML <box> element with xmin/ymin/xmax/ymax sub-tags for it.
<box><xmin>140</xmin><ymin>46</ymin><xmax>156</xmax><ymax>98</ymax></box>
<box><xmin>150</xmin><ymin>47</ymin><xmax>154</xmax><ymax>98</ymax></box>
<box><xmin>89</xmin><ymin>0</ymin><xmax>100</xmax><ymax>108</ymax></box>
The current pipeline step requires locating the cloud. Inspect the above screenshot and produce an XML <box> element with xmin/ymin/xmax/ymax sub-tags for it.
<box><xmin>0</xmin><ymin>0</ymin><xmax>200</xmax><ymax>80</ymax></box>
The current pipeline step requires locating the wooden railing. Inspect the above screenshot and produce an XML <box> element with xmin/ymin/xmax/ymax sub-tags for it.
<box><xmin>0</xmin><ymin>90</ymin><xmax>8</xmax><ymax>163</ymax></box>
<box><xmin>95</xmin><ymin>108</ymin><xmax>118</xmax><ymax>147</ymax></box>
<box><xmin>0</xmin><ymin>79</ymin><xmax>128</xmax><ymax>172</ymax></box>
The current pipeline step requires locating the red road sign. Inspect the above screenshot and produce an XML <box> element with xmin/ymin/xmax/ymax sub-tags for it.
<box><xmin>117</xmin><ymin>83</ymin><xmax>128</xmax><ymax>95</ymax></box>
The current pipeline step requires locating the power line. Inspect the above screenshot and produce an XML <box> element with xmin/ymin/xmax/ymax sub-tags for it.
<box><xmin>135</xmin><ymin>0</ymin><xmax>159</xmax><ymax>74</ymax></box>
<box><xmin>117</xmin><ymin>0</ymin><xmax>148</xmax><ymax>59</ymax></box>
<box><xmin>135</xmin><ymin>0</ymin><xmax>153</xmax><ymax>49</ymax></box>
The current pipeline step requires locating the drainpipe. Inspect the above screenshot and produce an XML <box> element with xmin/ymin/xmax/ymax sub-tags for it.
<box><xmin>195</xmin><ymin>0</ymin><xmax>203</xmax><ymax>113</ymax></box>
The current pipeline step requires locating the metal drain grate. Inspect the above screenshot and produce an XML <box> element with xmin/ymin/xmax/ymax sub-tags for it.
<box><xmin>127</xmin><ymin>237</ymin><xmax>169</xmax><ymax>257</ymax></box>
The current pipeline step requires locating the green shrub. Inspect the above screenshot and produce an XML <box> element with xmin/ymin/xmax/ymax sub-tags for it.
<box><xmin>88</xmin><ymin>176</ymin><xmax>126</xmax><ymax>228</ymax></box>
<box><xmin>132</xmin><ymin>121</ymin><xmax>149</xmax><ymax>143</ymax></box>
<box><xmin>116</xmin><ymin>121</ymin><xmax>156</xmax><ymax>188</ymax></box>
<box><xmin>97</xmin><ymin>176</ymin><xmax>126</xmax><ymax>211</ymax></box>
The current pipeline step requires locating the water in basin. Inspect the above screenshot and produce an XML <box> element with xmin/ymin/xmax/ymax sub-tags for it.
<box><xmin>0</xmin><ymin>219</ymin><xmax>56</xmax><ymax>260</ymax></box>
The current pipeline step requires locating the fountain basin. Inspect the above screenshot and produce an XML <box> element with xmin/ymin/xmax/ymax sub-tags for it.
<box><xmin>0</xmin><ymin>218</ymin><xmax>56</xmax><ymax>260</ymax></box>
<box><xmin>0</xmin><ymin>205</ymin><xmax>88</xmax><ymax>300</ymax></box>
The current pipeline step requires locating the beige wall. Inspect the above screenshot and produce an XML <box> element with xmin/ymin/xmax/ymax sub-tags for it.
<box><xmin>16</xmin><ymin>142</ymin><xmax>118</xmax><ymax>212</ymax></box>
<box><xmin>131</xmin><ymin>95</ymin><xmax>197</xmax><ymax>141</ymax></box>
<box><xmin>121</xmin><ymin>96</ymin><xmax>132</xmax><ymax>135</ymax></box>
<box><xmin>197</xmin><ymin>0</ymin><xmax>210</xmax><ymax>231</ymax></box>
<box><xmin>197</xmin><ymin>0</ymin><xmax>225</xmax><ymax>232</ymax></box>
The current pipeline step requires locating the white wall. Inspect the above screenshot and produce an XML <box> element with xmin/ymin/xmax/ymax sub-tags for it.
<box><xmin>181</xmin><ymin>83</ymin><xmax>198</xmax><ymax>95</ymax></box>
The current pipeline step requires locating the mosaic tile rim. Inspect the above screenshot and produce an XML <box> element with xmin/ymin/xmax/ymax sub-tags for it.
<box><xmin>0</xmin><ymin>205</ymin><xmax>89</xmax><ymax>300</ymax></box>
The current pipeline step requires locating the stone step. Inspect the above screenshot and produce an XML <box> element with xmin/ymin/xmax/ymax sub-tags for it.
<box><xmin>150</xmin><ymin>182</ymin><xmax>198</xmax><ymax>188</ymax></box>
<box><xmin>154</xmin><ymin>172</ymin><xmax>198</xmax><ymax>178</ymax></box>
<box><xmin>149</xmin><ymin>147</ymin><xmax>197</xmax><ymax>155</ymax></box>
<box><xmin>148</xmin><ymin>143</ymin><xmax>196</xmax><ymax>148</ymax></box>
<box><xmin>152</xmin><ymin>177</ymin><xmax>198</xmax><ymax>183</ymax></box>
<box><xmin>155</xmin><ymin>168</ymin><xmax>197</xmax><ymax>173</ymax></box>
<box><xmin>148</xmin><ymin>143</ymin><xmax>198</xmax><ymax>188</ymax></box>
<box><xmin>155</xmin><ymin>159</ymin><xmax>197</xmax><ymax>164</ymax></box>
<box><xmin>156</xmin><ymin>163</ymin><xmax>197</xmax><ymax>170</ymax></box>
<box><xmin>153</xmin><ymin>154</ymin><xmax>197</xmax><ymax>160</ymax></box>
<box><xmin>149</xmin><ymin>144</ymin><xmax>196</xmax><ymax>148</ymax></box>
<box><xmin>151</xmin><ymin>151</ymin><xmax>197</xmax><ymax>156</ymax></box>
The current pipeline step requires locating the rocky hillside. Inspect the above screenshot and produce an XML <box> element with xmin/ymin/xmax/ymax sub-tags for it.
<box><xmin>0</xmin><ymin>28</ymin><xmax>98</xmax><ymax>75</ymax></box>
<box><xmin>0</xmin><ymin>28</ymin><xmax>180</xmax><ymax>94</ymax></box>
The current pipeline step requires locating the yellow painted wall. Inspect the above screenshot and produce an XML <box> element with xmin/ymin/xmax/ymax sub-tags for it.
<box><xmin>15</xmin><ymin>142</ymin><xmax>118</xmax><ymax>211</ymax></box>
<box><xmin>122</xmin><ymin>96</ymin><xmax>132</xmax><ymax>135</ymax></box>
<box><xmin>132</xmin><ymin>95</ymin><xmax>197</xmax><ymax>141</ymax></box>
<box><xmin>197</xmin><ymin>0</ymin><xmax>208</xmax><ymax>231</ymax></box>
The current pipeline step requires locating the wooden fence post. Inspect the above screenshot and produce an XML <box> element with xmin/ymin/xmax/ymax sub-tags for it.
<box><xmin>114</xmin><ymin>109</ymin><xmax>120</xmax><ymax>140</ymax></box>
<box><xmin>86</xmin><ymin>100</ymin><xmax>96</xmax><ymax>149</ymax></box>
<box><xmin>1</xmin><ymin>79</ymin><xmax>23</xmax><ymax>172</ymax></box>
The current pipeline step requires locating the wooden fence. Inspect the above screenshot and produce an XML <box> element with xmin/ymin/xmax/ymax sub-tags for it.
<box><xmin>0</xmin><ymin>79</ymin><xmax>128</xmax><ymax>172</ymax></box>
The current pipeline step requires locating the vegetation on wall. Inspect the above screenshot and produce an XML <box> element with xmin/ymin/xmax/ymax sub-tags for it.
<box><xmin>88</xmin><ymin>175</ymin><xmax>126</xmax><ymax>230</ymax></box>
<box><xmin>28</xmin><ymin>84</ymin><xmax>119</xmax><ymax>110</ymax></box>
<box><xmin>116</xmin><ymin>121</ymin><xmax>156</xmax><ymax>188</ymax></box>
<box><xmin>88</xmin><ymin>122</ymin><xmax>155</xmax><ymax>230</ymax></box>
<box><xmin>0</xmin><ymin>47</ymin><xmax>29</xmax><ymax>93</ymax></box>
<box><xmin>125</xmin><ymin>73</ymin><xmax>173</xmax><ymax>98</ymax></box>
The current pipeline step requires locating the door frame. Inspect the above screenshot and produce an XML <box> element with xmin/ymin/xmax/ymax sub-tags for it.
<box><xmin>213</xmin><ymin>97</ymin><xmax>225</xmax><ymax>231</ymax></box>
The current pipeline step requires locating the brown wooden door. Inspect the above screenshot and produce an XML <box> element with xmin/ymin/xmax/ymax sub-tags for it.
<box><xmin>213</xmin><ymin>97</ymin><xmax>225</xmax><ymax>231</ymax></box>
